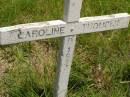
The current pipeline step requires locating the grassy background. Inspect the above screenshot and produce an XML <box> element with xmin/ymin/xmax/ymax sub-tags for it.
<box><xmin>0</xmin><ymin>0</ymin><xmax>130</xmax><ymax>97</ymax></box>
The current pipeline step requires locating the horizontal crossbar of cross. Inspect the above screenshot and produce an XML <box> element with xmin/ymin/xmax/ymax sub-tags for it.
<box><xmin>0</xmin><ymin>13</ymin><xmax>129</xmax><ymax>45</ymax></box>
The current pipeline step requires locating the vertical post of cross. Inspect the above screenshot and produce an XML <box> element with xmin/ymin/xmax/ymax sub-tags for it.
<box><xmin>54</xmin><ymin>0</ymin><xmax>83</xmax><ymax>97</ymax></box>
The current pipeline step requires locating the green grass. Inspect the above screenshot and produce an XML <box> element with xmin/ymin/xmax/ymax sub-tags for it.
<box><xmin>0</xmin><ymin>0</ymin><xmax>130</xmax><ymax>97</ymax></box>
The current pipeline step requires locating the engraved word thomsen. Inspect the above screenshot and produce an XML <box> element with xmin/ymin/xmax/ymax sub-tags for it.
<box><xmin>83</xmin><ymin>19</ymin><xmax>120</xmax><ymax>29</ymax></box>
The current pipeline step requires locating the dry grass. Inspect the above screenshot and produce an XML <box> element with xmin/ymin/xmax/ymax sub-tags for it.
<box><xmin>0</xmin><ymin>0</ymin><xmax>130</xmax><ymax>97</ymax></box>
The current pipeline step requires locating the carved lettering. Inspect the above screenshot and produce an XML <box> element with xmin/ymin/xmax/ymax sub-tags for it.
<box><xmin>15</xmin><ymin>19</ymin><xmax>122</xmax><ymax>40</ymax></box>
<box><xmin>25</xmin><ymin>31</ymin><xmax>31</xmax><ymax>38</ymax></box>
<box><xmin>52</xmin><ymin>27</ymin><xmax>59</xmax><ymax>35</ymax></box>
<box><xmin>17</xmin><ymin>26</ymin><xmax>65</xmax><ymax>39</ymax></box>
<box><xmin>93</xmin><ymin>23</ymin><xmax>99</xmax><ymax>29</ymax></box>
<box><xmin>83</xmin><ymin>19</ymin><xmax>120</xmax><ymax>30</ymax></box>
<box><xmin>60</xmin><ymin>27</ymin><xmax>65</xmax><ymax>34</ymax></box>
<box><xmin>38</xmin><ymin>29</ymin><xmax>46</xmax><ymax>36</ymax></box>
<box><xmin>66</xmin><ymin>47</ymin><xmax>71</xmax><ymax>57</ymax></box>
<box><xmin>32</xmin><ymin>30</ymin><xmax>38</xmax><ymax>37</ymax></box>
<box><xmin>18</xmin><ymin>29</ymin><xmax>23</xmax><ymax>39</ymax></box>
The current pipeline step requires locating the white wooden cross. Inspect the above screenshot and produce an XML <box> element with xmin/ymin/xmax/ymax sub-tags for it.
<box><xmin>0</xmin><ymin>0</ymin><xmax>130</xmax><ymax>97</ymax></box>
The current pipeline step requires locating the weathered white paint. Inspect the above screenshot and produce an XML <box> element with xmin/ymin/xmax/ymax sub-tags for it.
<box><xmin>64</xmin><ymin>0</ymin><xmax>83</xmax><ymax>22</ymax></box>
<box><xmin>54</xmin><ymin>0</ymin><xmax>83</xmax><ymax>97</ymax></box>
<box><xmin>54</xmin><ymin>35</ymin><xmax>77</xmax><ymax>97</ymax></box>
<box><xmin>0</xmin><ymin>0</ymin><xmax>129</xmax><ymax>97</ymax></box>
<box><xmin>80</xmin><ymin>13</ymin><xmax>130</xmax><ymax>33</ymax></box>
<box><xmin>0</xmin><ymin>13</ymin><xmax>129</xmax><ymax>45</ymax></box>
